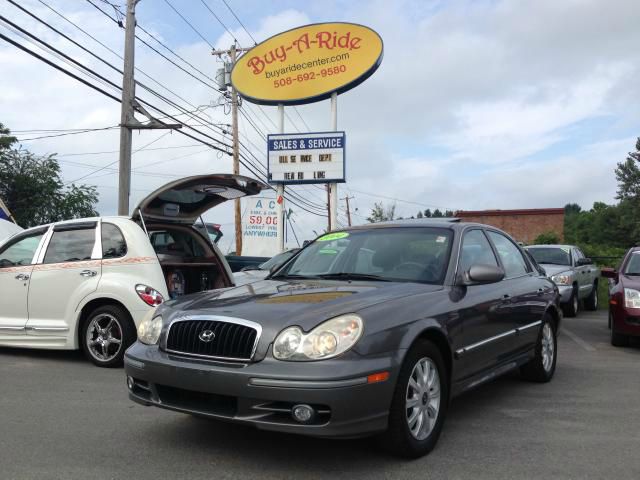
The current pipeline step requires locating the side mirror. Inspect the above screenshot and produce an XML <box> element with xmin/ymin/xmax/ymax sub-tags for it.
<box><xmin>465</xmin><ymin>264</ymin><xmax>505</xmax><ymax>284</ymax></box>
<box><xmin>577</xmin><ymin>258</ymin><xmax>593</xmax><ymax>266</ymax></box>
<box><xmin>601</xmin><ymin>267</ymin><xmax>618</xmax><ymax>279</ymax></box>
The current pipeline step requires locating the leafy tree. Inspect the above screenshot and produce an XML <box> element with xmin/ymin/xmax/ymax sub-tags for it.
<box><xmin>564</xmin><ymin>203</ymin><xmax>582</xmax><ymax>215</ymax></box>
<box><xmin>445</xmin><ymin>210</ymin><xmax>454</xmax><ymax>217</ymax></box>
<box><xmin>0</xmin><ymin>123</ymin><xmax>17</xmax><ymax>151</ymax></box>
<box><xmin>432</xmin><ymin>209</ymin><xmax>443</xmax><ymax>218</ymax></box>
<box><xmin>367</xmin><ymin>202</ymin><xmax>396</xmax><ymax>223</ymax></box>
<box><xmin>533</xmin><ymin>231</ymin><xmax>560</xmax><ymax>245</ymax></box>
<box><xmin>423</xmin><ymin>209</ymin><xmax>432</xmax><ymax>218</ymax></box>
<box><xmin>416</xmin><ymin>211</ymin><xmax>423</xmax><ymax>218</ymax></box>
<box><xmin>615</xmin><ymin>137</ymin><xmax>640</xmax><ymax>200</ymax></box>
<box><xmin>0</xmin><ymin>147</ymin><xmax>99</xmax><ymax>228</ymax></box>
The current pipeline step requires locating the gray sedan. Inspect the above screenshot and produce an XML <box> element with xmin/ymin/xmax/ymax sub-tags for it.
<box><xmin>125</xmin><ymin>220</ymin><xmax>561</xmax><ymax>458</ymax></box>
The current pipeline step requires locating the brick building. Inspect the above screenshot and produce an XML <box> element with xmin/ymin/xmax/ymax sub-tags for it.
<box><xmin>454</xmin><ymin>208</ymin><xmax>565</xmax><ymax>244</ymax></box>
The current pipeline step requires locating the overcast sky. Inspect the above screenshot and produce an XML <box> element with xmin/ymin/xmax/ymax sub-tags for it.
<box><xmin>2</xmin><ymin>0</ymin><xmax>639</xmax><ymax>253</ymax></box>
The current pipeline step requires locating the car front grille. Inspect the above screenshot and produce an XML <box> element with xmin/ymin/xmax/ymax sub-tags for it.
<box><xmin>165</xmin><ymin>318</ymin><xmax>259</xmax><ymax>361</ymax></box>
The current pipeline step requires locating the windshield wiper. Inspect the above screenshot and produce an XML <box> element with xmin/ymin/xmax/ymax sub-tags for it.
<box><xmin>624</xmin><ymin>272</ymin><xmax>640</xmax><ymax>276</ymax></box>
<box><xmin>269</xmin><ymin>273</ymin><xmax>322</xmax><ymax>280</ymax></box>
<box><xmin>317</xmin><ymin>272</ymin><xmax>392</xmax><ymax>282</ymax></box>
<box><xmin>539</xmin><ymin>262</ymin><xmax>570</xmax><ymax>266</ymax></box>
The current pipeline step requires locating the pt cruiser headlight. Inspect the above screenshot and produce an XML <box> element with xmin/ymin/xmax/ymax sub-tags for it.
<box><xmin>624</xmin><ymin>288</ymin><xmax>640</xmax><ymax>308</ymax></box>
<box><xmin>551</xmin><ymin>272</ymin><xmax>572</xmax><ymax>285</ymax></box>
<box><xmin>137</xmin><ymin>310</ymin><xmax>163</xmax><ymax>345</ymax></box>
<box><xmin>273</xmin><ymin>314</ymin><xmax>363</xmax><ymax>361</ymax></box>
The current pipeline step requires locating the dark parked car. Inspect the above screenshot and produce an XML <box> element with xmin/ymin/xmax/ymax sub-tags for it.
<box><xmin>602</xmin><ymin>247</ymin><xmax>640</xmax><ymax>346</ymax></box>
<box><xmin>125</xmin><ymin>220</ymin><xmax>561</xmax><ymax>458</ymax></box>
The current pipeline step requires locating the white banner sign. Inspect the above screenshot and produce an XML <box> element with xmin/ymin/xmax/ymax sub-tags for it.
<box><xmin>242</xmin><ymin>197</ymin><xmax>280</xmax><ymax>257</ymax></box>
<box><xmin>267</xmin><ymin>131</ymin><xmax>346</xmax><ymax>184</ymax></box>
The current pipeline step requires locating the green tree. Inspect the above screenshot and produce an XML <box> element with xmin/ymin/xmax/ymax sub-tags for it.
<box><xmin>0</xmin><ymin>147</ymin><xmax>99</xmax><ymax>228</ymax></box>
<box><xmin>615</xmin><ymin>137</ymin><xmax>640</xmax><ymax>200</ymax></box>
<box><xmin>423</xmin><ymin>209</ymin><xmax>432</xmax><ymax>218</ymax></box>
<box><xmin>445</xmin><ymin>209</ymin><xmax>454</xmax><ymax>217</ymax></box>
<box><xmin>432</xmin><ymin>209</ymin><xmax>443</xmax><ymax>218</ymax></box>
<box><xmin>416</xmin><ymin>211</ymin><xmax>423</xmax><ymax>218</ymax></box>
<box><xmin>0</xmin><ymin>123</ymin><xmax>17</xmax><ymax>151</ymax></box>
<box><xmin>367</xmin><ymin>202</ymin><xmax>396</xmax><ymax>223</ymax></box>
<box><xmin>533</xmin><ymin>231</ymin><xmax>560</xmax><ymax>245</ymax></box>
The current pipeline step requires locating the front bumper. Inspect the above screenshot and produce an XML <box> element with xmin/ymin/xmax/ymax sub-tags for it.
<box><xmin>124</xmin><ymin>342</ymin><xmax>402</xmax><ymax>438</ymax></box>
<box><xmin>557</xmin><ymin>285</ymin><xmax>574</xmax><ymax>304</ymax></box>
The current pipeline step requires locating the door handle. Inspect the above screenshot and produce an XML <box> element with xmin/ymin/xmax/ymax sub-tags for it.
<box><xmin>15</xmin><ymin>273</ymin><xmax>30</xmax><ymax>281</ymax></box>
<box><xmin>80</xmin><ymin>270</ymin><xmax>97</xmax><ymax>277</ymax></box>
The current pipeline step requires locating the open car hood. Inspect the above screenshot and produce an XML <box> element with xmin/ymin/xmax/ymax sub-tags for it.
<box><xmin>132</xmin><ymin>174</ymin><xmax>267</xmax><ymax>224</ymax></box>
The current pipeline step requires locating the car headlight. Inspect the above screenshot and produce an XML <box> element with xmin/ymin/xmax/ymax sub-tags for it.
<box><xmin>137</xmin><ymin>310</ymin><xmax>163</xmax><ymax>345</ymax></box>
<box><xmin>624</xmin><ymin>288</ymin><xmax>640</xmax><ymax>308</ymax></box>
<box><xmin>273</xmin><ymin>314</ymin><xmax>363</xmax><ymax>361</ymax></box>
<box><xmin>551</xmin><ymin>271</ymin><xmax>572</xmax><ymax>285</ymax></box>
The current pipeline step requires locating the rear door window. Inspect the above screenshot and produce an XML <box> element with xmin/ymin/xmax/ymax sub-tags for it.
<box><xmin>44</xmin><ymin>227</ymin><xmax>96</xmax><ymax>264</ymax></box>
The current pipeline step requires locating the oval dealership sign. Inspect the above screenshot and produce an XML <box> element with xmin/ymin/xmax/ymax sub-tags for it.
<box><xmin>231</xmin><ymin>22</ymin><xmax>383</xmax><ymax>105</ymax></box>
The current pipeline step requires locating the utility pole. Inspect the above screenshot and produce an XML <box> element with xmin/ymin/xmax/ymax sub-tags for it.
<box><xmin>117</xmin><ymin>0</ymin><xmax>180</xmax><ymax>216</ymax></box>
<box><xmin>328</xmin><ymin>92</ymin><xmax>339</xmax><ymax>231</ymax></box>
<box><xmin>326</xmin><ymin>185</ymin><xmax>331</xmax><ymax>231</ymax></box>
<box><xmin>342</xmin><ymin>195</ymin><xmax>354</xmax><ymax>226</ymax></box>
<box><xmin>117</xmin><ymin>0</ymin><xmax>137</xmax><ymax>216</ymax></box>
<box><xmin>212</xmin><ymin>43</ymin><xmax>251</xmax><ymax>254</ymax></box>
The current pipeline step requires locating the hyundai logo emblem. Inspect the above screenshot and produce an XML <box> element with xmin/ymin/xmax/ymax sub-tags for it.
<box><xmin>198</xmin><ymin>330</ymin><xmax>215</xmax><ymax>342</ymax></box>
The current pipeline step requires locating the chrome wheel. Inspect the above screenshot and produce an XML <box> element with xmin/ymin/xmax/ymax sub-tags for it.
<box><xmin>406</xmin><ymin>357</ymin><xmax>441</xmax><ymax>440</ymax></box>
<box><xmin>541</xmin><ymin>323</ymin><xmax>555</xmax><ymax>372</ymax></box>
<box><xmin>86</xmin><ymin>314</ymin><xmax>123</xmax><ymax>363</ymax></box>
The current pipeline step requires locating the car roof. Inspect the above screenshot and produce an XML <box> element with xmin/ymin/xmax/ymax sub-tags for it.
<box><xmin>526</xmin><ymin>244</ymin><xmax>575</xmax><ymax>249</ymax></box>
<box><xmin>333</xmin><ymin>218</ymin><xmax>506</xmax><ymax>233</ymax></box>
<box><xmin>18</xmin><ymin>216</ymin><xmax>132</xmax><ymax>234</ymax></box>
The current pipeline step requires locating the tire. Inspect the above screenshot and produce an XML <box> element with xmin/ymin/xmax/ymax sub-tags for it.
<box><xmin>562</xmin><ymin>286</ymin><xmax>579</xmax><ymax>318</ymax></box>
<box><xmin>584</xmin><ymin>282</ymin><xmax>598</xmax><ymax>311</ymax></box>
<box><xmin>380</xmin><ymin>340</ymin><xmax>448</xmax><ymax>458</ymax></box>
<box><xmin>610</xmin><ymin>316</ymin><xmax>629</xmax><ymax>347</ymax></box>
<box><xmin>80</xmin><ymin>304</ymin><xmax>136</xmax><ymax>368</ymax></box>
<box><xmin>520</xmin><ymin>314</ymin><xmax>557</xmax><ymax>382</ymax></box>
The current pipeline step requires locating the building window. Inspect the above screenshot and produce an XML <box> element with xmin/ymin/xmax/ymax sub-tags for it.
<box><xmin>300</xmin><ymin>155</ymin><xmax>312</xmax><ymax>163</ymax></box>
<box><xmin>319</xmin><ymin>154</ymin><xmax>332</xmax><ymax>162</ymax></box>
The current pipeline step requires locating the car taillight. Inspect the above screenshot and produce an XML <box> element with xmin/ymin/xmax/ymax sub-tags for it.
<box><xmin>135</xmin><ymin>284</ymin><xmax>164</xmax><ymax>306</ymax></box>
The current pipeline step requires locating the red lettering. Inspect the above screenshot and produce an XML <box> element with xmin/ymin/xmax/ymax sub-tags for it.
<box><xmin>295</xmin><ymin>33</ymin><xmax>310</xmax><ymax>53</ymax></box>
<box><xmin>316</xmin><ymin>31</ymin><xmax>333</xmax><ymax>49</ymax></box>
<box><xmin>350</xmin><ymin>37</ymin><xmax>361</xmax><ymax>50</ymax></box>
<box><xmin>337</xmin><ymin>32</ymin><xmax>351</xmax><ymax>49</ymax></box>
<box><xmin>274</xmin><ymin>45</ymin><xmax>287</xmax><ymax>62</ymax></box>
<box><xmin>247</xmin><ymin>56</ymin><xmax>264</xmax><ymax>74</ymax></box>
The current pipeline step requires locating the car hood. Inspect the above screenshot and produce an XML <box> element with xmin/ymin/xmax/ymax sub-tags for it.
<box><xmin>232</xmin><ymin>269</ymin><xmax>269</xmax><ymax>287</ymax></box>
<box><xmin>539</xmin><ymin>264</ymin><xmax>573</xmax><ymax>277</ymax></box>
<box><xmin>162</xmin><ymin>278</ymin><xmax>441</xmax><ymax>337</ymax></box>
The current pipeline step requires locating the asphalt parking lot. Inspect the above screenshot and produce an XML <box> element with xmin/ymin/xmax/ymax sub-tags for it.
<box><xmin>1</xmin><ymin>310</ymin><xmax>639</xmax><ymax>480</ymax></box>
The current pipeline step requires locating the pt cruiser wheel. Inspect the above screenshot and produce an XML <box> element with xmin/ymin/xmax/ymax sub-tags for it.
<box><xmin>81</xmin><ymin>305</ymin><xmax>135</xmax><ymax>368</ymax></box>
<box><xmin>382</xmin><ymin>340</ymin><xmax>448</xmax><ymax>458</ymax></box>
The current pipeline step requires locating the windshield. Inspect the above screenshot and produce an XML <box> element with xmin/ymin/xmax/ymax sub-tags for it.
<box><xmin>624</xmin><ymin>252</ymin><xmax>640</xmax><ymax>275</ymax></box>
<box><xmin>273</xmin><ymin>227</ymin><xmax>453</xmax><ymax>284</ymax></box>
<box><xmin>260</xmin><ymin>249</ymin><xmax>297</xmax><ymax>271</ymax></box>
<box><xmin>526</xmin><ymin>247</ymin><xmax>571</xmax><ymax>266</ymax></box>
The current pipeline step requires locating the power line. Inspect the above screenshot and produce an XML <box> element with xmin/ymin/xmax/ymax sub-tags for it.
<box><xmin>162</xmin><ymin>0</ymin><xmax>214</xmax><ymax>49</ymax></box>
<box><xmin>220</xmin><ymin>0</ymin><xmax>256</xmax><ymax>44</ymax></box>
<box><xmin>16</xmin><ymin>126</ymin><xmax>118</xmax><ymax>141</ymax></box>
<box><xmin>199</xmin><ymin>0</ymin><xmax>238</xmax><ymax>43</ymax></box>
<box><xmin>0</xmin><ymin>31</ymin><xmax>121</xmax><ymax>102</ymax></box>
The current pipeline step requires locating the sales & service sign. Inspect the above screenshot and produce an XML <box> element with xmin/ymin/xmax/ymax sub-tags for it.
<box><xmin>231</xmin><ymin>22</ymin><xmax>383</xmax><ymax>105</ymax></box>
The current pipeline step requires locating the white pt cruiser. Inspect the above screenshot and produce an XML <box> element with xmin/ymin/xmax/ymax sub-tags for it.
<box><xmin>0</xmin><ymin>174</ymin><xmax>264</xmax><ymax>367</ymax></box>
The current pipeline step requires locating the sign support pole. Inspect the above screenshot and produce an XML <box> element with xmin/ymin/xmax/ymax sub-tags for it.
<box><xmin>277</xmin><ymin>104</ymin><xmax>285</xmax><ymax>253</ymax></box>
<box><xmin>329</xmin><ymin>92</ymin><xmax>338</xmax><ymax>231</ymax></box>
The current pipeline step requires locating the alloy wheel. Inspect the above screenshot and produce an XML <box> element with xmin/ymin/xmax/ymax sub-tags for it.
<box><xmin>86</xmin><ymin>314</ymin><xmax>123</xmax><ymax>363</ymax></box>
<box><xmin>405</xmin><ymin>357</ymin><xmax>441</xmax><ymax>440</ymax></box>
<box><xmin>541</xmin><ymin>323</ymin><xmax>555</xmax><ymax>372</ymax></box>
